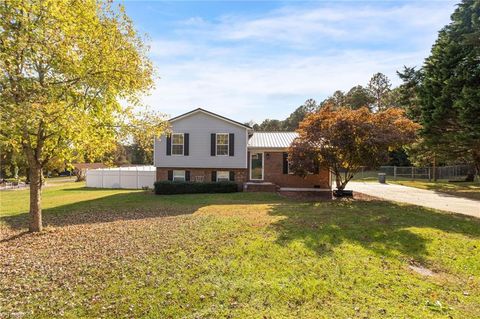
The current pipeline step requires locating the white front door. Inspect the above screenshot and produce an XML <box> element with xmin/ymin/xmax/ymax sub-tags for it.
<box><xmin>250</xmin><ymin>152</ymin><xmax>264</xmax><ymax>180</ymax></box>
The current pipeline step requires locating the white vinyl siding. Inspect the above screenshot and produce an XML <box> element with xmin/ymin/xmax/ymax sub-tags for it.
<box><xmin>172</xmin><ymin>133</ymin><xmax>184</xmax><ymax>155</ymax></box>
<box><xmin>216</xmin><ymin>133</ymin><xmax>229</xmax><ymax>156</ymax></box>
<box><xmin>154</xmin><ymin>111</ymin><xmax>248</xmax><ymax>169</ymax></box>
<box><xmin>173</xmin><ymin>170</ymin><xmax>185</xmax><ymax>182</ymax></box>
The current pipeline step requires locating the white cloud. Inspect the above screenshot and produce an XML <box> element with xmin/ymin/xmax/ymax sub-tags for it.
<box><xmin>144</xmin><ymin>49</ymin><xmax>427</xmax><ymax>121</ymax></box>
<box><xmin>181</xmin><ymin>2</ymin><xmax>455</xmax><ymax>46</ymax></box>
<box><xmin>140</xmin><ymin>1</ymin><xmax>456</xmax><ymax>122</ymax></box>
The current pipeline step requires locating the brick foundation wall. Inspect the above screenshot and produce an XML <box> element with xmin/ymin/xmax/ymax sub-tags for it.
<box><xmin>156</xmin><ymin>151</ymin><xmax>331</xmax><ymax>191</ymax></box>
<box><xmin>249</xmin><ymin>151</ymin><xmax>331</xmax><ymax>189</ymax></box>
<box><xmin>156</xmin><ymin>167</ymin><xmax>248</xmax><ymax>189</ymax></box>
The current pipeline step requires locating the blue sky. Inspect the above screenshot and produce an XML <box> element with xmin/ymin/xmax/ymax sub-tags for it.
<box><xmin>122</xmin><ymin>0</ymin><xmax>457</xmax><ymax>123</ymax></box>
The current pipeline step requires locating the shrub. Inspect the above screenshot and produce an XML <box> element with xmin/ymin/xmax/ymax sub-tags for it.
<box><xmin>154</xmin><ymin>181</ymin><xmax>238</xmax><ymax>195</ymax></box>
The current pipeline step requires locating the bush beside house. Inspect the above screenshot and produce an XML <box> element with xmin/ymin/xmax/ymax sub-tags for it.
<box><xmin>154</xmin><ymin>181</ymin><xmax>238</xmax><ymax>195</ymax></box>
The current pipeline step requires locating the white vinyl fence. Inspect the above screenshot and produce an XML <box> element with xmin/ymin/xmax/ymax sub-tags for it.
<box><xmin>86</xmin><ymin>166</ymin><xmax>156</xmax><ymax>189</ymax></box>
<box><xmin>355</xmin><ymin>164</ymin><xmax>476</xmax><ymax>181</ymax></box>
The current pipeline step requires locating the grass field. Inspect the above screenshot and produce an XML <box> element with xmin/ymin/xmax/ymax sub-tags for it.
<box><xmin>1</xmin><ymin>183</ymin><xmax>480</xmax><ymax>318</ymax></box>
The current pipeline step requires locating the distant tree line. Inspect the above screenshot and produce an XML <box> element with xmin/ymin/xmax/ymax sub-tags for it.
<box><xmin>249</xmin><ymin>0</ymin><xmax>480</xmax><ymax>176</ymax></box>
<box><xmin>249</xmin><ymin>69</ymin><xmax>421</xmax><ymax>133</ymax></box>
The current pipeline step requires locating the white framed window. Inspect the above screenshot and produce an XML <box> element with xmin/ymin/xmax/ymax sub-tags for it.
<box><xmin>216</xmin><ymin>133</ymin><xmax>229</xmax><ymax>156</ymax></box>
<box><xmin>172</xmin><ymin>133</ymin><xmax>184</xmax><ymax>156</ymax></box>
<box><xmin>217</xmin><ymin>171</ymin><xmax>230</xmax><ymax>182</ymax></box>
<box><xmin>173</xmin><ymin>170</ymin><xmax>185</xmax><ymax>182</ymax></box>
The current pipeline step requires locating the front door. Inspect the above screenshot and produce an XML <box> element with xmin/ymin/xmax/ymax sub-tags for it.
<box><xmin>250</xmin><ymin>152</ymin><xmax>263</xmax><ymax>180</ymax></box>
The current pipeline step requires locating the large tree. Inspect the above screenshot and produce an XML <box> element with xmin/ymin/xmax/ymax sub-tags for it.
<box><xmin>283</xmin><ymin>99</ymin><xmax>318</xmax><ymax>130</ymax></box>
<box><xmin>289</xmin><ymin>106</ymin><xmax>419</xmax><ymax>190</ymax></box>
<box><xmin>345</xmin><ymin>85</ymin><xmax>374</xmax><ymax>110</ymax></box>
<box><xmin>368</xmin><ymin>72</ymin><xmax>392</xmax><ymax>111</ymax></box>
<box><xmin>0</xmin><ymin>0</ymin><xmax>162</xmax><ymax>232</ymax></box>
<box><xmin>396</xmin><ymin>66</ymin><xmax>423</xmax><ymax>121</ymax></box>
<box><xmin>320</xmin><ymin>90</ymin><xmax>346</xmax><ymax>109</ymax></box>
<box><xmin>254</xmin><ymin>119</ymin><xmax>285</xmax><ymax>131</ymax></box>
<box><xmin>420</xmin><ymin>0</ymin><xmax>480</xmax><ymax>175</ymax></box>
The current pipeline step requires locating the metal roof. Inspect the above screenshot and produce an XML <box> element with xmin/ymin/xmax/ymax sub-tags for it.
<box><xmin>247</xmin><ymin>132</ymin><xmax>298</xmax><ymax>149</ymax></box>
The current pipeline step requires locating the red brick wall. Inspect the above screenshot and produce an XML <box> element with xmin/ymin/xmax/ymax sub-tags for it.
<box><xmin>156</xmin><ymin>167</ymin><xmax>248</xmax><ymax>189</ymax></box>
<box><xmin>248</xmin><ymin>151</ymin><xmax>331</xmax><ymax>189</ymax></box>
<box><xmin>157</xmin><ymin>151</ymin><xmax>331</xmax><ymax>190</ymax></box>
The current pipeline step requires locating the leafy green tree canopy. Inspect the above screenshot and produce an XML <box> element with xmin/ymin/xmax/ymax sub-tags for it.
<box><xmin>420</xmin><ymin>0</ymin><xmax>480</xmax><ymax>174</ymax></box>
<box><xmin>0</xmin><ymin>0</ymin><xmax>165</xmax><ymax>232</ymax></box>
<box><xmin>368</xmin><ymin>72</ymin><xmax>392</xmax><ymax>111</ymax></box>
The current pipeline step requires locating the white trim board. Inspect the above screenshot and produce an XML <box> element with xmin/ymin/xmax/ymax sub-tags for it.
<box><xmin>279</xmin><ymin>188</ymin><xmax>331</xmax><ymax>192</ymax></box>
<box><xmin>170</xmin><ymin>108</ymin><xmax>252</xmax><ymax>130</ymax></box>
<box><xmin>249</xmin><ymin>151</ymin><xmax>264</xmax><ymax>181</ymax></box>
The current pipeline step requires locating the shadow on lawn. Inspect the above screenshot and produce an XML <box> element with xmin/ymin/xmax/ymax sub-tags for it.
<box><xmin>0</xmin><ymin>189</ymin><xmax>282</xmax><ymax>240</ymax></box>
<box><xmin>267</xmin><ymin>199</ymin><xmax>480</xmax><ymax>262</ymax></box>
<box><xmin>2</xmin><ymin>189</ymin><xmax>480</xmax><ymax>262</ymax></box>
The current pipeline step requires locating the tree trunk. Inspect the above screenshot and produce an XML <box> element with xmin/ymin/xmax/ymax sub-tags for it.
<box><xmin>334</xmin><ymin>172</ymin><xmax>344</xmax><ymax>190</ymax></box>
<box><xmin>29</xmin><ymin>165</ymin><xmax>43</xmax><ymax>232</ymax></box>
<box><xmin>473</xmin><ymin>150</ymin><xmax>480</xmax><ymax>180</ymax></box>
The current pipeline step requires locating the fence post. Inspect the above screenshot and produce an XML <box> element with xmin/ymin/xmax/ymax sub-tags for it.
<box><xmin>411</xmin><ymin>167</ymin><xmax>414</xmax><ymax>180</ymax></box>
<box><xmin>394</xmin><ymin>166</ymin><xmax>397</xmax><ymax>180</ymax></box>
<box><xmin>428</xmin><ymin>167</ymin><xmax>431</xmax><ymax>181</ymax></box>
<box><xmin>137</xmin><ymin>168</ymin><xmax>140</xmax><ymax>189</ymax></box>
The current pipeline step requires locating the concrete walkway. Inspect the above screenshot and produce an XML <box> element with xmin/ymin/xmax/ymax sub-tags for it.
<box><xmin>349</xmin><ymin>181</ymin><xmax>480</xmax><ymax>218</ymax></box>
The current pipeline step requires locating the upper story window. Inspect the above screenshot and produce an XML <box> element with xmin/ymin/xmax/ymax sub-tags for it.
<box><xmin>216</xmin><ymin>133</ymin><xmax>229</xmax><ymax>156</ymax></box>
<box><xmin>172</xmin><ymin>133</ymin><xmax>184</xmax><ymax>155</ymax></box>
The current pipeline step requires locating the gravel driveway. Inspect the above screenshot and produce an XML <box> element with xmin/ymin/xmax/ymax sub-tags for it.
<box><xmin>349</xmin><ymin>181</ymin><xmax>480</xmax><ymax>218</ymax></box>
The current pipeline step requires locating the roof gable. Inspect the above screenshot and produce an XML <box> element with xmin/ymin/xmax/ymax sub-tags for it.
<box><xmin>169</xmin><ymin>108</ymin><xmax>251</xmax><ymax>129</ymax></box>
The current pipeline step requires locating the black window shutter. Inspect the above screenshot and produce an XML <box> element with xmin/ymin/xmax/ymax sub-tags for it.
<box><xmin>184</xmin><ymin>133</ymin><xmax>189</xmax><ymax>156</ymax></box>
<box><xmin>166</xmin><ymin>134</ymin><xmax>171</xmax><ymax>156</ymax></box>
<box><xmin>211</xmin><ymin>134</ymin><xmax>216</xmax><ymax>156</ymax></box>
<box><xmin>185</xmin><ymin>170</ymin><xmax>190</xmax><ymax>181</ymax></box>
<box><xmin>211</xmin><ymin>171</ymin><xmax>217</xmax><ymax>182</ymax></box>
<box><xmin>283</xmin><ymin>153</ymin><xmax>289</xmax><ymax>174</ymax></box>
<box><xmin>229</xmin><ymin>133</ymin><xmax>234</xmax><ymax>156</ymax></box>
<box><xmin>313</xmin><ymin>159</ymin><xmax>320</xmax><ymax>174</ymax></box>
<box><xmin>229</xmin><ymin>171</ymin><xmax>235</xmax><ymax>181</ymax></box>
<box><xmin>167</xmin><ymin>170</ymin><xmax>173</xmax><ymax>181</ymax></box>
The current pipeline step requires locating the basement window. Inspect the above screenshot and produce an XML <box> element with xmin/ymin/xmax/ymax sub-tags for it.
<box><xmin>172</xmin><ymin>170</ymin><xmax>185</xmax><ymax>182</ymax></box>
<box><xmin>217</xmin><ymin>171</ymin><xmax>230</xmax><ymax>182</ymax></box>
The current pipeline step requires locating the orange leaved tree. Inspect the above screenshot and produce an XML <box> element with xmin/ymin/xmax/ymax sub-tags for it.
<box><xmin>289</xmin><ymin>105</ymin><xmax>420</xmax><ymax>190</ymax></box>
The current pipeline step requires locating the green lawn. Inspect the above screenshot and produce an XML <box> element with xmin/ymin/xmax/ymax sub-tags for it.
<box><xmin>1</xmin><ymin>183</ymin><xmax>480</xmax><ymax>318</ymax></box>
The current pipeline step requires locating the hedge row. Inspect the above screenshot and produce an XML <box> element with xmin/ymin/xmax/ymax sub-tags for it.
<box><xmin>154</xmin><ymin>180</ymin><xmax>238</xmax><ymax>195</ymax></box>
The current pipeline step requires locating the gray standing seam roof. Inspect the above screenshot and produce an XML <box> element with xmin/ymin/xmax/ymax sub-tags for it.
<box><xmin>247</xmin><ymin>132</ymin><xmax>298</xmax><ymax>149</ymax></box>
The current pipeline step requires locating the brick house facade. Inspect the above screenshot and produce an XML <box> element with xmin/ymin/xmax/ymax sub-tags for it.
<box><xmin>257</xmin><ymin>151</ymin><xmax>330</xmax><ymax>189</ymax></box>
<box><xmin>154</xmin><ymin>108</ymin><xmax>332</xmax><ymax>192</ymax></box>
<box><xmin>156</xmin><ymin>167</ymin><xmax>248</xmax><ymax>189</ymax></box>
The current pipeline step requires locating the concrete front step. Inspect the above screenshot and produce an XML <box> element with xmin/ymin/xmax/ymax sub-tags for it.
<box><xmin>244</xmin><ymin>182</ymin><xmax>278</xmax><ymax>192</ymax></box>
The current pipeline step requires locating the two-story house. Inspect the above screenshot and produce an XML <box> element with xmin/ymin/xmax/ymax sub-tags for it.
<box><xmin>154</xmin><ymin>108</ymin><xmax>331</xmax><ymax>191</ymax></box>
